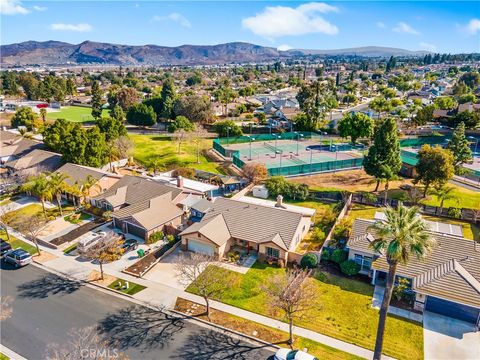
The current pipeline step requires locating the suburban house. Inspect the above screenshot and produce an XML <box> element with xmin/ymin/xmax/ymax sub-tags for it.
<box><xmin>55</xmin><ymin>162</ymin><xmax>122</xmax><ymax>203</ymax></box>
<box><xmin>91</xmin><ymin>175</ymin><xmax>185</xmax><ymax>240</ymax></box>
<box><xmin>179</xmin><ymin>196</ymin><xmax>313</xmax><ymax>266</ymax></box>
<box><xmin>0</xmin><ymin>130</ymin><xmax>44</xmax><ymax>164</ymax></box>
<box><xmin>4</xmin><ymin>149</ymin><xmax>63</xmax><ymax>175</ymax></box>
<box><xmin>346</xmin><ymin>212</ymin><xmax>480</xmax><ymax>326</ymax></box>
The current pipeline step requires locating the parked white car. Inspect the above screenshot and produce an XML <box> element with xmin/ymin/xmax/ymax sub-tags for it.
<box><xmin>274</xmin><ymin>348</ymin><xmax>318</xmax><ymax>360</ymax></box>
<box><xmin>77</xmin><ymin>231</ymin><xmax>106</xmax><ymax>254</ymax></box>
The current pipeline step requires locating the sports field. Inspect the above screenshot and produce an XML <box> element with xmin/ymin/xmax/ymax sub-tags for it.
<box><xmin>45</xmin><ymin>106</ymin><xmax>108</xmax><ymax>123</ymax></box>
<box><xmin>225</xmin><ymin>138</ymin><xmax>363</xmax><ymax>170</ymax></box>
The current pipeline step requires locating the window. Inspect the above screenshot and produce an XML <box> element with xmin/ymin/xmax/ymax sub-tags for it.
<box><xmin>266</xmin><ymin>247</ymin><xmax>280</xmax><ymax>259</ymax></box>
<box><xmin>354</xmin><ymin>254</ymin><xmax>372</xmax><ymax>272</ymax></box>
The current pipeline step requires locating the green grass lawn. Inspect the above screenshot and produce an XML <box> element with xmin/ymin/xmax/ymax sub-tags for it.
<box><xmin>46</xmin><ymin>106</ymin><xmax>108</xmax><ymax>123</ymax></box>
<box><xmin>130</xmin><ymin>134</ymin><xmax>225</xmax><ymax>174</ymax></box>
<box><xmin>63</xmin><ymin>243</ymin><xmax>78</xmax><ymax>254</ymax></box>
<box><xmin>0</xmin><ymin>230</ymin><xmax>38</xmax><ymax>255</ymax></box>
<box><xmin>188</xmin><ymin>262</ymin><xmax>423</xmax><ymax>360</ymax></box>
<box><xmin>0</xmin><ymin>352</ymin><xmax>9</xmax><ymax>360</ymax></box>
<box><xmin>4</xmin><ymin>204</ymin><xmax>75</xmax><ymax>225</ymax></box>
<box><xmin>420</xmin><ymin>185</ymin><xmax>480</xmax><ymax>209</ymax></box>
<box><xmin>64</xmin><ymin>212</ymin><xmax>91</xmax><ymax>224</ymax></box>
<box><xmin>108</xmin><ymin>278</ymin><xmax>146</xmax><ymax>295</ymax></box>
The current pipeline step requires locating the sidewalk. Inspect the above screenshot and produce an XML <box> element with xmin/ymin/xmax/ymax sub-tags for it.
<box><xmin>10</xmin><ymin>226</ymin><xmax>383</xmax><ymax>359</ymax></box>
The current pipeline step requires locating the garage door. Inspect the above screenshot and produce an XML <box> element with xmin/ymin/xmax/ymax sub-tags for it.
<box><xmin>426</xmin><ymin>296</ymin><xmax>480</xmax><ymax>324</ymax></box>
<box><xmin>188</xmin><ymin>239</ymin><xmax>215</xmax><ymax>256</ymax></box>
<box><xmin>126</xmin><ymin>222</ymin><xmax>146</xmax><ymax>239</ymax></box>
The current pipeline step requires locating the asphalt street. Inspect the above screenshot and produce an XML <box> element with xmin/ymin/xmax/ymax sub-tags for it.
<box><xmin>0</xmin><ymin>262</ymin><xmax>274</xmax><ymax>360</ymax></box>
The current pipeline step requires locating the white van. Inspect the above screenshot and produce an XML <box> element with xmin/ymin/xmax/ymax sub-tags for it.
<box><xmin>77</xmin><ymin>231</ymin><xmax>106</xmax><ymax>255</ymax></box>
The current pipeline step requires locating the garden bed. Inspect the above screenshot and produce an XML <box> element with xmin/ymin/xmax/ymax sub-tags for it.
<box><xmin>50</xmin><ymin>218</ymin><xmax>105</xmax><ymax>246</ymax></box>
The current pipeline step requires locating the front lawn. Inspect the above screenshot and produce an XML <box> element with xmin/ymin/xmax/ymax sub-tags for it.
<box><xmin>45</xmin><ymin>106</ymin><xmax>108</xmax><ymax>123</ymax></box>
<box><xmin>4</xmin><ymin>204</ymin><xmax>75</xmax><ymax>225</ymax></box>
<box><xmin>107</xmin><ymin>278</ymin><xmax>146</xmax><ymax>295</ymax></box>
<box><xmin>64</xmin><ymin>212</ymin><xmax>91</xmax><ymax>224</ymax></box>
<box><xmin>0</xmin><ymin>230</ymin><xmax>38</xmax><ymax>255</ymax></box>
<box><xmin>420</xmin><ymin>185</ymin><xmax>480</xmax><ymax>209</ymax></box>
<box><xmin>130</xmin><ymin>134</ymin><xmax>225</xmax><ymax>174</ymax></box>
<box><xmin>188</xmin><ymin>262</ymin><xmax>423</xmax><ymax>360</ymax></box>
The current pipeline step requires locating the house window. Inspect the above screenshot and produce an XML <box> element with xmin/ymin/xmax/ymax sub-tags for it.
<box><xmin>354</xmin><ymin>254</ymin><xmax>372</xmax><ymax>272</ymax></box>
<box><xmin>266</xmin><ymin>247</ymin><xmax>280</xmax><ymax>259</ymax></box>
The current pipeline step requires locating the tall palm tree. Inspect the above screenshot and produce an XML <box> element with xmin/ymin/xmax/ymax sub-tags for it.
<box><xmin>21</xmin><ymin>174</ymin><xmax>52</xmax><ymax>220</ymax></box>
<box><xmin>80</xmin><ymin>175</ymin><xmax>101</xmax><ymax>205</ymax></box>
<box><xmin>368</xmin><ymin>204</ymin><xmax>435</xmax><ymax>360</ymax></box>
<box><xmin>48</xmin><ymin>173</ymin><xmax>69</xmax><ymax>217</ymax></box>
<box><xmin>429</xmin><ymin>185</ymin><xmax>456</xmax><ymax>213</ymax></box>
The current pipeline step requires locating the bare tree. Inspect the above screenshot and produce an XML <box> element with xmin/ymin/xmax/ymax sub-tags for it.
<box><xmin>0</xmin><ymin>296</ymin><xmax>13</xmax><ymax>321</ymax></box>
<box><xmin>192</xmin><ymin>125</ymin><xmax>208</xmax><ymax>164</ymax></box>
<box><xmin>172</xmin><ymin>129</ymin><xmax>192</xmax><ymax>155</ymax></box>
<box><xmin>262</xmin><ymin>269</ymin><xmax>317</xmax><ymax>348</ymax></box>
<box><xmin>242</xmin><ymin>162</ymin><xmax>267</xmax><ymax>184</ymax></box>
<box><xmin>174</xmin><ymin>252</ymin><xmax>227</xmax><ymax>320</ymax></box>
<box><xmin>86</xmin><ymin>235</ymin><xmax>124</xmax><ymax>280</ymax></box>
<box><xmin>15</xmin><ymin>214</ymin><xmax>47</xmax><ymax>256</ymax></box>
<box><xmin>46</xmin><ymin>326</ymin><xmax>128</xmax><ymax>360</ymax></box>
<box><xmin>113</xmin><ymin>136</ymin><xmax>134</xmax><ymax>160</ymax></box>
<box><xmin>0</xmin><ymin>203</ymin><xmax>15</xmax><ymax>241</ymax></box>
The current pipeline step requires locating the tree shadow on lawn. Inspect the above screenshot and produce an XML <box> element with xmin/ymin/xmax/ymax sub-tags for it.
<box><xmin>17</xmin><ymin>273</ymin><xmax>82</xmax><ymax>299</ymax></box>
<box><xmin>313</xmin><ymin>270</ymin><xmax>374</xmax><ymax>297</ymax></box>
<box><xmin>171</xmin><ymin>328</ymin><xmax>274</xmax><ymax>360</ymax></box>
<box><xmin>97</xmin><ymin>305</ymin><xmax>185</xmax><ymax>351</ymax></box>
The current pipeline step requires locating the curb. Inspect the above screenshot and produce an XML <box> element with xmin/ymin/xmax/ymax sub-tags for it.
<box><xmin>0</xmin><ymin>344</ymin><xmax>28</xmax><ymax>360</ymax></box>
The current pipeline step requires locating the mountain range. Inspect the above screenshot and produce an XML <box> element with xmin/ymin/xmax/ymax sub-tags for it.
<box><xmin>0</xmin><ymin>41</ymin><xmax>430</xmax><ymax>66</ymax></box>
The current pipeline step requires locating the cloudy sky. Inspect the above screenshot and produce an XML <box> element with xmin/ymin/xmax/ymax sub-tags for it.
<box><xmin>1</xmin><ymin>0</ymin><xmax>479</xmax><ymax>53</ymax></box>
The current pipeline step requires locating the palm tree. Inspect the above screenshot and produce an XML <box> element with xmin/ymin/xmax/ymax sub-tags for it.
<box><xmin>21</xmin><ymin>174</ymin><xmax>52</xmax><ymax>220</ymax></box>
<box><xmin>368</xmin><ymin>204</ymin><xmax>435</xmax><ymax>360</ymax></box>
<box><xmin>80</xmin><ymin>175</ymin><xmax>101</xmax><ymax>205</ymax></box>
<box><xmin>429</xmin><ymin>185</ymin><xmax>456</xmax><ymax>213</ymax></box>
<box><xmin>68</xmin><ymin>182</ymin><xmax>83</xmax><ymax>209</ymax></box>
<box><xmin>48</xmin><ymin>173</ymin><xmax>69</xmax><ymax>217</ymax></box>
<box><xmin>39</xmin><ymin>108</ymin><xmax>47</xmax><ymax>125</ymax></box>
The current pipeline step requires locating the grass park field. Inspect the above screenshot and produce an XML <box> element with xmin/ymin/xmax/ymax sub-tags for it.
<box><xmin>129</xmin><ymin>134</ymin><xmax>225</xmax><ymax>174</ymax></box>
<box><xmin>45</xmin><ymin>106</ymin><xmax>108</xmax><ymax>123</ymax></box>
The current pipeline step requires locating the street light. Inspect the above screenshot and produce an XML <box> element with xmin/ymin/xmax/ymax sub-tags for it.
<box><xmin>295</xmin><ymin>132</ymin><xmax>304</xmax><ymax>156</ymax></box>
<box><xmin>309</xmin><ymin>148</ymin><xmax>313</xmax><ymax>174</ymax></box>
<box><xmin>249</xmin><ymin>136</ymin><xmax>255</xmax><ymax>160</ymax></box>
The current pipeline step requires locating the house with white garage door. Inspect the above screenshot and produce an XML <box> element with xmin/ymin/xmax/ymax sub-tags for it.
<box><xmin>346</xmin><ymin>212</ymin><xmax>480</xmax><ymax>327</ymax></box>
<box><xmin>179</xmin><ymin>196</ymin><xmax>314</xmax><ymax>267</ymax></box>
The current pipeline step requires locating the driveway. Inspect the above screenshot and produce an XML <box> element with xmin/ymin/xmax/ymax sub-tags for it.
<box><xmin>424</xmin><ymin>311</ymin><xmax>480</xmax><ymax>360</ymax></box>
<box><xmin>143</xmin><ymin>247</ymin><xmax>188</xmax><ymax>290</ymax></box>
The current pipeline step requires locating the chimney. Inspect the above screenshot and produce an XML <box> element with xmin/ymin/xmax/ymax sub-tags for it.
<box><xmin>275</xmin><ymin>195</ymin><xmax>284</xmax><ymax>208</ymax></box>
<box><xmin>177</xmin><ymin>175</ymin><xmax>184</xmax><ymax>189</ymax></box>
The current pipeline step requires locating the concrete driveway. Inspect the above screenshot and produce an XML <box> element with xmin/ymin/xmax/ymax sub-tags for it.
<box><xmin>424</xmin><ymin>311</ymin><xmax>480</xmax><ymax>360</ymax></box>
<box><xmin>143</xmin><ymin>247</ymin><xmax>188</xmax><ymax>290</ymax></box>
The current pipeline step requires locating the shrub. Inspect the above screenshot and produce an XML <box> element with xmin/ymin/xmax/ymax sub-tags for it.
<box><xmin>300</xmin><ymin>253</ymin><xmax>318</xmax><ymax>269</ymax></box>
<box><xmin>166</xmin><ymin>234</ymin><xmax>175</xmax><ymax>243</ymax></box>
<box><xmin>311</xmin><ymin>227</ymin><xmax>326</xmax><ymax>244</ymax></box>
<box><xmin>321</xmin><ymin>249</ymin><xmax>331</xmax><ymax>262</ymax></box>
<box><xmin>331</xmin><ymin>249</ymin><xmax>348</xmax><ymax>264</ymax></box>
<box><xmin>393</xmin><ymin>278</ymin><xmax>411</xmax><ymax>301</ymax></box>
<box><xmin>148</xmin><ymin>231</ymin><xmax>164</xmax><ymax>244</ymax></box>
<box><xmin>448</xmin><ymin>207</ymin><xmax>462</xmax><ymax>219</ymax></box>
<box><xmin>340</xmin><ymin>260</ymin><xmax>361</xmax><ymax>276</ymax></box>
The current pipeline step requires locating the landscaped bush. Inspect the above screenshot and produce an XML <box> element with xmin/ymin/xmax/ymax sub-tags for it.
<box><xmin>300</xmin><ymin>253</ymin><xmax>318</xmax><ymax>269</ymax></box>
<box><xmin>340</xmin><ymin>260</ymin><xmax>361</xmax><ymax>276</ymax></box>
<box><xmin>166</xmin><ymin>234</ymin><xmax>175</xmax><ymax>243</ymax></box>
<box><xmin>448</xmin><ymin>207</ymin><xmax>462</xmax><ymax>219</ymax></box>
<box><xmin>331</xmin><ymin>249</ymin><xmax>348</xmax><ymax>264</ymax></box>
<box><xmin>321</xmin><ymin>249</ymin><xmax>331</xmax><ymax>262</ymax></box>
<box><xmin>148</xmin><ymin>230</ymin><xmax>164</xmax><ymax>244</ymax></box>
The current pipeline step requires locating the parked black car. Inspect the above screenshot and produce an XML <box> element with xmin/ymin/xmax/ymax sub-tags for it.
<box><xmin>121</xmin><ymin>239</ymin><xmax>139</xmax><ymax>253</ymax></box>
<box><xmin>0</xmin><ymin>240</ymin><xmax>12</xmax><ymax>256</ymax></box>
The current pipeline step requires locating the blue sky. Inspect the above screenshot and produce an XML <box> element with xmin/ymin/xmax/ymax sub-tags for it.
<box><xmin>1</xmin><ymin>1</ymin><xmax>479</xmax><ymax>53</ymax></box>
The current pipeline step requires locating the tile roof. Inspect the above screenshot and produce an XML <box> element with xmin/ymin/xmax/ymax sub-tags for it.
<box><xmin>56</xmin><ymin>162</ymin><xmax>118</xmax><ymax>186</ymax></box>
<box><xmin>5</xmin><ymin>149</ymin><xmax>62</xmax><ymax>172</ymax></box>
<box><xmin>0</xmin><ymin>131</ymin><xmax>45</xmax><ymax>158</ymax></box>
<box><xmin>180</xmin><ymin>214</ymin><xmax>231</xmax><ymax>246</ymax></box>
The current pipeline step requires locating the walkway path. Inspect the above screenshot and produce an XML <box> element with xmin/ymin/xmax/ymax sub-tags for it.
<box><xmin>372</xmin><ymin>285</ymin><xmax>423</xmax><ymax>323</ymax></box>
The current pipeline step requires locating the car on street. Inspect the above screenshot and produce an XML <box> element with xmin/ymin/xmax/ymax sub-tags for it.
<box><xmin>3</xmin><ymin>248</ymin><xmax>33</xmax><ymax>267</ymax></box>
<box><xmin>274</xmin><ymin>348</ymin><xmax>318</xmax><ymax>360</ymax></box>
<box><xmin>121</xmin><ymin>238</ymin><xmax>139</xmax><ymax>253</ymax></box>
<box><xmin>0</xmin><ymin>240</ymin><xmax>12</xmax><ymax>255</ymax></box>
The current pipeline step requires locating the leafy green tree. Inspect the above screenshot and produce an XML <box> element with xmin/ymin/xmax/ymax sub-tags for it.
<box><xmin>434</xmin><ymin>96</ymin><xmax>457</xmax><ymax>110</ymax></box>
<box><xmin>458</xmin><ymin>72</ymin><xmax>480</xmax><ymax>89</ymax></box>
<box><xmin>363</xmin><ymin>118</ymin><xmax>402</xmax><ymax>191</ymax></box>
<box><xmin>66</xmin><ymin>76</ymin><xmax>77</xmax><ymax>96</ymax></box>
<box><xmin>160</xmin><ymin>78</ymin><xmax>176</xmax><ymax>119</ymax></box>
<box><xmin>11</xmin><ymin>107</ymin><xmax>37</xmax><ymax>130</ymax></box>
<box><xmin>296</xmin><ymin>80</ymin><xmax>334</xmax><ymax>129</ymax></box>
<box><xmin>457</xmin><ymin>93</ymin><xmax>476</xmax><ymax>104</ymax></box>
<box><xmin>21</xmin><ymin>174</ymin><xmax>52</xmax><ymax>220</ymax></box>
<box><xmin>214</xmin><ymin>84</ymin><xmax>237</xmax><ymax>116</ymax></box>
<box><xmin>173</xmin><ymin>95</ymin><xmax>213</xmax><ymax>123</ymax></box>
<box><xmin>453</xmin><ymin>110</ymin><xmax>480</xmax><ymax>129</ymax></box>
<box><xmin>91</xmin><ymin>80</ymin><xmax>103</xmax><ymax>119</ymax></box>
<box><xmin>429</xmin><ymin>185</ymin><xmax>456</xmax><ymax>211</ymax></box>
<box><xmin>84</xmin><ymin>127</ymin><xmax>108</xmax><ymax>168</ymax></box>
<box><xmin>414</xmin><ymin>145</ymin><xmax>455</xmax><ymax>196</ymax></box>
<box><xmin>413</xmin><ymin>105</ymin><xmax>435</xmax><ymax>127</ymax></box>
<box><xmin>126</xmin><ymin>103</ymin><xmax>157</xmax><ymax>127</ymax></box>
<box><xmin>96</xmin><ymin>116</ymin><xmax>127</xmax><ymax>142</ymax></box>
<box><xmin>109</xmin><ymin>104</ymin><xmax>125</xmax><ymax>122</ymax></box>
<box><xmin>446</xmin><ymin>122</ymin><xmax>473</xmax><ymax>171</ymax></box>
<box><xmin>39</xmin><ymin>108</ymin><xmax>47</xmax><ymax>125</ymax></box>
<box><xmin>186</xmin><ymin>73</ymin><xmax>202</xmax><ymax>86</ymax></box>
<box><xmin>368</xmin><ymin>204</ymin><xmax>434</xmax><ymax>360</ymax></box>
<box><xmin>370</xmin><ymin>96</ymin><xmax>393</xmax><ymax>119</ymax></box>
<box><xmin>337</xmin><ymin>112</ymin><xmax>374</xmax><ymax>145</ymax></box>
<box><xmin>214</xmin><ymin>120</ymin><xmax>242</xmax><ymax>137</ymax></box>
<box><xmin>168</xmin><ymin>116</ymin><xmax>195</xmax><ymax>133</ymax></box>
<box><xmin>264</xmin><ymin>176</ymin><xmax>290</xmax><ymax>198</ymax></box>
<box><xmin>115</xmin><ymin>87</ymin><xmax>139</xmax><ymax>111</ymax></box>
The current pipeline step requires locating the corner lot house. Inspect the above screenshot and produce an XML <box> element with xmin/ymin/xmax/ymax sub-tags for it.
<box><xmin>347</xmin><ymin>212</ymin><xmax>480</xmax><ymax>326</ymax></box>
<box><xmin>0</xmin><ymin>130</ymin><xmax>44</xmax><ymax>164</ymax></box>
<box><xmin>91</xmin><ymin>175</ymin><xmax>185</xmax><ymax>240</ymax></box>
<box><xmin>4</xmin><ymin>149</ymin><xmax>62</xmax><ymax>175</ymax></box>
<box><xmin>179</xmin><ymin>197</ymin><xmax>313</xmax><ymax>266</ymax></box>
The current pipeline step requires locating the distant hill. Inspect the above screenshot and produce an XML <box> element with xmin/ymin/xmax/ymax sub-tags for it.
<box><xmin>0</xmin><ymin>40</ymin><xmax>430</xmax><ymax>66</ymax></box>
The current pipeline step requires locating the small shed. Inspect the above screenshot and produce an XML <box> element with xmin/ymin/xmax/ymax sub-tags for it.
<box><xmin>252</xmin><ymin>185</ymin><xmax>269</xmax><ymax>199</ymax></box>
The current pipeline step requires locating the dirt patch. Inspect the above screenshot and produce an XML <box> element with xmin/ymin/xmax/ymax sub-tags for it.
<box><xmin>33</xmin><ymin>251</ymin><xmax>57</xmax><ymax>263</ymax></box>
<box><xmin>290</xmin><ymin>169</ymin><xmax>413</xmax><ymax>192</ymax></box>
<box><xmin>87</xmin><ymin>270</ymin><xmax>117</xmax><ymax>287</ymax></box>
<box><xmin>0</xmin><ymin>112</ymin><xmax>13</xmax><ymax>127</ymax></box>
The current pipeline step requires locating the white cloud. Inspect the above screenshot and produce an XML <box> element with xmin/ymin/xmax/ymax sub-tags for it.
<box><xmin>376</xmin><ymin>22</ymin><xmax>386</xmax><ymax>29</ymax></box>
<box><xmin>33</xmin><ymin>5</ymin><xmax>47</xmax><ymax>11</ymax></box>
<box><xmin>242</xmin><ymin>2</ymin><xmax>339</xmax><ymax>39</ymax></box>
<box><xmin>466</xmin><ymin>18</ymin><xmax>480</xmax><ymax>34</ymax></box>
<box><xmin>419</xmin><ymin>42</ymin><xmax>437</xmax><ymax>52</ymax></box>
<box><xmin>50</xmin><ymin>23</ymin><xmax>92</xmax><ymax>32</ymax></box>
<box><xmin>152</xmin><ymin>13</ymin><xmax>191</xmax><ymax>28</ymax></box>
<box><xmin>0</xmin><ymin>0</ymin><xmax>29</xmax><ymax>15</ymax></box>
<box><xmin>277</xmin><ymin>44</ymin><xmax>293</xmax><ymax>51</ymax></box>
<box><xmin>393</xmin><ymin>22</ymin><xmax>420</xmax><ymax>35</ymax></box>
